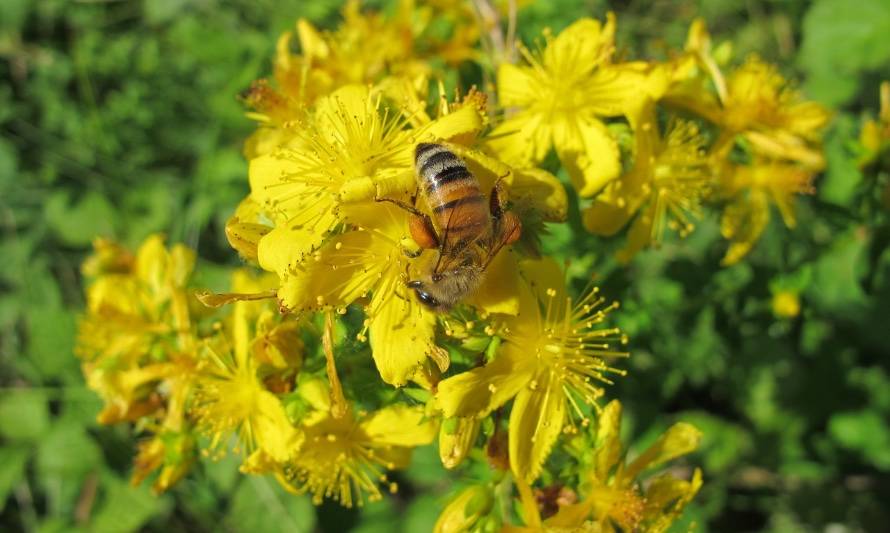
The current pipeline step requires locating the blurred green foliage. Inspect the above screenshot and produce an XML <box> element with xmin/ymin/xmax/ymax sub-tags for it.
<box><xmin>2</xmin><ymin>0</ymin><xmax>889</xmax><ymax>531</ymax></box>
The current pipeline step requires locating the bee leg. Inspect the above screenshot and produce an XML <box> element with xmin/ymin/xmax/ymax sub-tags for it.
<box><xmin>489</xmin><ymin>176</ymin><xmax>511</xmax><ymax>219</ymax></box>
<box><xmin>375</xmin><ymin>196</ymin><xmax>425</xmax><ymax>217</ymax></box>
<box><xmin>408</xmin><ymin>213</ymin><xmax>440</xmax><ymax>249</ymax></box>
<box><xmin>495</xmin><ymin>210</ymin><xmax>522</xmax><ymax>246</ymax></box>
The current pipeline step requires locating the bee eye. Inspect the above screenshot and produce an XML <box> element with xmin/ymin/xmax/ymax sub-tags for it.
<box><xmin>413</xmin><ymin>289</ymin><xmax>439</xmax><ymax>308</ymax></box>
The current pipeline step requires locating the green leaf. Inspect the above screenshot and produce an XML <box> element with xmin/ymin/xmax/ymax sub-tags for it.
<box><xmin>0</xmin><ymin>447</ymin><xmax>29</xmax><ymax>508</ymax></box>
<box><xmin>35</xmin><ymin>421</ymin><xmax>103</xmax><ymax>518</ymax></box>
<box><xmin>201</xmin><ymin>453</ymin><xmax>240</xmax><ymax>493</ymax></box>
<box><xmin>351</xmin><ymin>498</ymin><xmax>398</xmax><ymax>533</ymax></box>
<box><xmin>0</xmin><ymin>138</ymin><xmax>17</xmax><ymax>190</ymax></box>
<box><xmin>829</xmin><ymin>411</ymin><xmax>890</xmax><ymax>470</ymax></box>
<box><xmin>0</xmin><ymin>0</ymin><xmax>29</xmax><ymax>32</ymax></box>
<box><xmin>819</xmin><ymin>115</ymin><xmax>864</xmax><ymax>206</ymax></box>
<box><xmin>27</xmin><ymin>306</ymin><xmax>78</xmax><ymax>380</ymax></box>
<box><xmin>143</xmin><ymin>0</ymin><xmax>190</xmax><ymax>25</ymax></box>
<box><xmin>44</xmin><ymin>191</ymin><xmax>117</xmax><ymax>247</ymax></box>
<box><xmin>807</xmin><ymin>229</ymin><xmax>869</xmax><ymax>313</ymax></box>
<box><xmin>402</xmin><ymin>494</ymin><xmax>440</xmax><ymax>533</ymax></box>
<box><xmin>0</xmin><ymin>389</ymin><xmax>50</xmax><ymax>442</ymax></box>
<box><xmin>36</xmin><ymin>421</ymin><xmax>102</xmax><ymax>483</ymax></box>
<box><xmin>673</xmin><ymin>412</ymin><xmax>753</xmax><ymax>474</ymax></box>
<box><xmin>404</xmin><ymin>443</ymin><xmax>448</xmax><ymax>487</ymax></box>
<box><xmin>225</xmin><ymin>476</ymin><xmax>316</xmax><ymax>533</ymax></box>
<box><xmin>91</xmin><ymin>475</ymin><xmax>170</xmax><ymax>533</ymax></box>
<box><xmin>800</xmin><ymin>0</ymin><xmax>890</xmax><ymax>104</ymax></box>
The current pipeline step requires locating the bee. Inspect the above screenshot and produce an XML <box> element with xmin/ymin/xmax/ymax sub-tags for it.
<box><xmin>398</xmin><ymin>143</ymin><xmax>522</xmax><ymax>312</ymax></box>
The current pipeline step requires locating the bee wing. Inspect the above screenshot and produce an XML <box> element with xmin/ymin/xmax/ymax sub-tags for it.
<box><xmin>433</xmin><ymin>198</ymin><xmax>489</xmax><ymax>273</ymax></box>
<box><xmin>435</xmin><ymin>234</ymin><xmax>488</xmax><ymax>273</ymax></box>
<box><xmin>481</xmin><ymin>212</ymin><xmax>522</xmax><ymax>270</ymax></box>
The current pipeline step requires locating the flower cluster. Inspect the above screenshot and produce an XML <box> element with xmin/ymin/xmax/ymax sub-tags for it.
<box><xmin>74</xmin><ymin>1</ymin><xmax>831</xmax><ymax>529</ymax></box>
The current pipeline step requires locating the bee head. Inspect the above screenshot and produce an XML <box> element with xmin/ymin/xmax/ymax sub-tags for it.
<box><xmin>407</xmin><ymin>279</ymin><xmax>441</xmax><ymax>310</ymax></box>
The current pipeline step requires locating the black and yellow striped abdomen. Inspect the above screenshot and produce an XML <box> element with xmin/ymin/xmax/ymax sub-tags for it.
<box><xmin>414</xmin><ymin>143</ymin><xmax>492</xmax><ymax>248</ymax></box>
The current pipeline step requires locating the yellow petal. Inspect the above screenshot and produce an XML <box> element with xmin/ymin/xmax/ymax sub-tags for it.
<box><xmin>744</xmin><ymin>129</ymin><xmax>825</xmax><ymax>170</ymax></box>
<box><xmin>256</xmin><ymin>221</ymin><xmax>333</xmax><ymax>277</ymax></box>
<box><xmin>594</xmin><ymin>399</ymin><xmax>624</xmax><ymax>482</ymax></box>
<box><xmin>274</xmin><ymin>228</ymin><xmax>386</xmax><ymax>312</ymax></box>
<box><xmin>434</xmin><ymin>486</ymin><xmax>493</xmax><ymax>533</ymax></box>
<box><xmin>296</xmin><ymin>18</ymin><xmax>329</xmax><ymax>59</ymax></box>
<box><xmin>225</xmin><ymin>197</ymin><xmax>272</xmax><ymax>263</ymax></box>
<box><xmin>787</xmin><ymin>101</ymin><xmax>831</xmax><ymax>137</ymax></box>
<box><xmin>376</xmin><ymin>74</ymin><xmax>431</xmax><ymax>127</ymax></box>
<box><xmin>641</xmin><ymin>468</ymin><xmax>703</xmax><ymax>533</ymax></box>
<box><xmin>195</xmin><ymin>289</ymin><xmax>277</xmax><ymax>309</ymax></box>
<box><xmin>616</xmin><ymin>201</ymin><xmax>656</xmax><ymax>263</ymax></box>
<box><xmin>542</xmin><ymin>17</ymin><xmax>609</xmax><ymax>74</ymax></box>
<box><xmin>624</xmin><ymin>422</ymin><xmax>702</xmax><ymax>481</ymax></box>
<box><xmin>582</xmin><ymin>198</ymin><xmax>636</xmax><ymax>236</ymax></box>
<box><xmin>361</xmin><ymin>404</ymin><xmax>438</xmax><ymax>446</ymax></box>
<box><xmin>545</xmin><ymin>501</ymin><xmax>595</xmax><ymax>529</ymax></box>
<box><xmin>509</xmin><ymin>370</ymin><xmax>566</xmax><ymax>483</ymax></box>
<box><xmin>583</xmin><ymin>65</ymin><xmax>650</xmax><ymax>118</ymax></box>
<box><xmin>298</xmin><ymin>377</ymin><xmax>331</xmax><ymax>412</ymax></box>
<box><xmin>436</xmin><ymin>348</ymin><xmax>534</xmax><ymax>418</ymax></box>
<box><xmin>497</xmin><ymin>63</ymin><xmax>542</xmax><ymax>108</ymax></box>
<box><xmin>487</xmin><ymin>112</ymin><xmax>553</xmax><ymax>167</ymax></box>
<box><xmin>254</xmin><ymin>390</ymin><xmax>302</xmax><ymax>462</ymax></box>
<box><xmin>168</xmin><ymin>244</ymin><xmax>196</xmax><ymax>288</ymax></box>
<box><xmin>511</xmin><ymin>168</ymin><xmax>568</xmax><ymax>223</ymax></box>
<box><xmin>517</xmin><ymin>256</ymin><xmax>567</xmax><ymax>308</ymax></box>
<box><xmin>420</xmin><ymin>104</ymin><xmax>485</xmax><ymax>144</ymax></box>
<box><xmin>720</xmin><ymin>191</ymin><xmax>770</xmax><ymax>266</ymax></box>
<box><xmin>135</xmin><ymin>234</ymin><xmax>169</xmax><ymax>291</ymax></box>
<box><xmin>249</xmin><ymin>152</ymin><xmax>319</xmax><ymax>226</ymax></box>
<box><xmin>439</xmin><ymin>416</ymin><xmax>480</xmax><ymax>469</ymax></box>
<box><xmin>468</xmin><ymin>250</ymin><xmax>521</xmax><ymax>315</ymax></box>
<box><xmin>368</xmin><ymin>285</ymin><xmax>438</xmax><ymax>386</ymax></box>
<box><xmin>315</xmin><ymin>85</ymin><xmax>370</xmax><ymax>131</ymax></box>
<box><xmin>553</xmin><ymin>117</ymin><xmax>621</xmax><ymax>197</ymax></box>
<box><xmin>445</xmin><ymin>142</ymin><xmax>515</xmax><ymax>191</ymax></box>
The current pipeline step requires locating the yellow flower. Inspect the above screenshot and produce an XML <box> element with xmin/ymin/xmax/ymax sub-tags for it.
<box><xmin>434</xmin><ymin>485</ymin><xmax>495</xmax><ymax>533</ymax></box>
<box><xmin>717</xmin><ymin>56</ymin><xmax>830</xmax><ymax>169</ymax></box>
<box><xmin>192</xmin><ymin>270</ymin><xmax>302</xmax><ymax>464</ymax></box>
<box><xmin>719</xmin><ymin>158</ymin><xmax>815</xmax><ymax>265</ymax></box>
<box><xmin>583</xmin><ymin>100</ymin><xmax>712</xmax><ymax>261</ymax></box>
<box><xmin>662</xmin><ymin>19</ymin><xmax>729</xmax><ymax>124</ymax></box>
<box><xmin>243</xmin><ymin>0</ymin><xmax>481</xmax><ymax>157</ymax></box>
<box><xmin>77</xmin><ymin>235</ymin><xmax>201</xmax><ymax>491</ymax></box>
<box><xmin>439</xmin><ymin>416</ymin><xmax>481</xmax><ymax>470</ymax></box>
<box><xmin>131</xmin><ymin>430</ymin><xmax>197</xmax><ymax>494</ymax></box>
<box><xmin>436</xmin><ymin>258</ymin><xmax>627</xmax><ymax>483</ymax></box>
<box><xmin>77</xmin><ymin>234</ymin><xmax>196</xmax><ymax>424</ymax></box>
<box><xmin>244</xmin><ymin>1</ymin><xmax>422</xmax><ymax>118</ymax></box>
<box><xmin>278</xmin><ymin>379</ymin><xmax>437</xmax><ymax>508</ymax></box>
<box><xmin>224</xmin><ymin>197</ymin><xmax>273</xmax><ymax>264</ymax></box>
<box><xmin>516</xmin><ymin>401</ymin><xmax>702</xmax><ymax>532</ymax></box>
<box><xmin>487</xmin><ymin>15</ymin><xmax>665</xmax><ymax>197</ymax></box>
<box><xmin>269</xmin><ymin>202</ymin><xmax>442</xmax><ymax>386</ymax></box>
<box><xmin>858</xmin><ymin>81</ymin><xmax>890</xmax><ymax>168</ymax></box>
<box><xmin>80</xmin><ymin>237</ymin><xmax>134</xmax><ymax>277</ymax></box>
<box><xmin>771</xmin><ymin>290</ymin><xmax>801</xmax><ymax>319</ymax></box>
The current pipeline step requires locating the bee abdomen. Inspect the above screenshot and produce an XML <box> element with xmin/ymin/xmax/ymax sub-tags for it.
<box><xmin>432</xmin><ymin>195</ymin><xmax>485</xmax><ymax>214</ymax></box>
<box><xmin>415</xmin><ymin>143</ymin><xmax>474</xmax><ymax>194</ymax></box>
